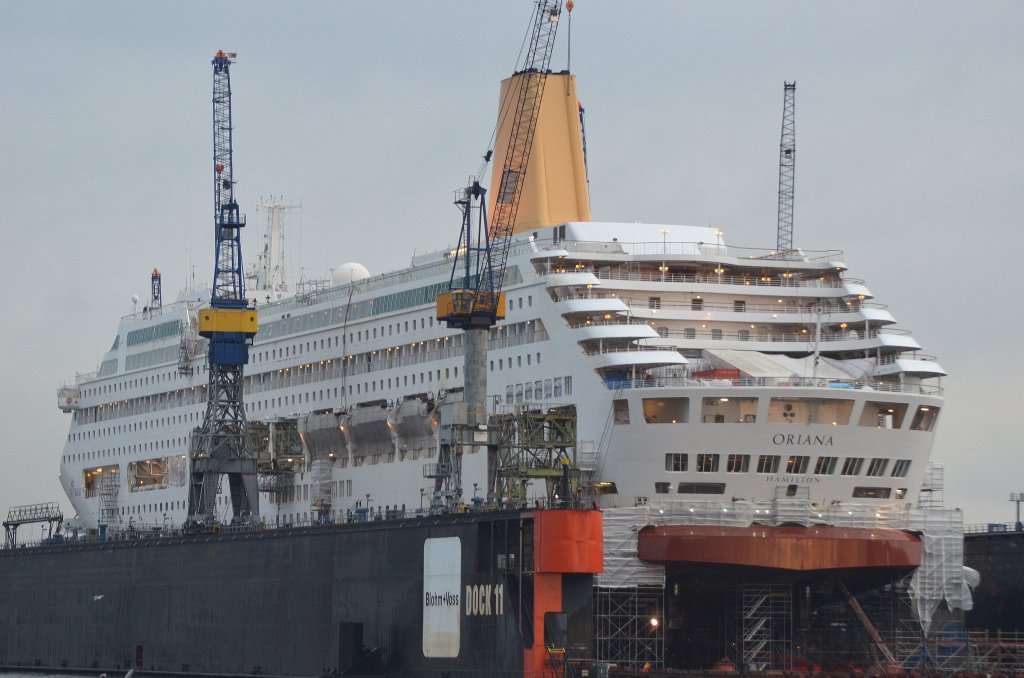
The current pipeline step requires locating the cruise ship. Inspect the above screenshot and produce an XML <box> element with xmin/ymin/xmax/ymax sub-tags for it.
<box><xmin>56</xmin><ymin>27</ymin><xmax>944</xmax><ymax>544</ymax></box>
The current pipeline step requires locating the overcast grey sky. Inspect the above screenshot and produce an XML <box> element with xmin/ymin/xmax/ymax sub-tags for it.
<box><xmin>2</xmin><ymin>1</ymin><xmax>1021</xmax><ymax>525</ymax></box>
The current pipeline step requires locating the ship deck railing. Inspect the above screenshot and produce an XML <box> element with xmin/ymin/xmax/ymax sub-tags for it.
<box><xmin>610</xmin><ymin>297</ymin><xmax>888</xmax><ymax>315</ymax></box>
<box><xmin>615</xmin><ymin>499</ymin><xmax>963</xmax><ymax>534</ymax></box>
<box><xmin>964</xmin><ymin>522</ymin><xmax>1024</xmax><ymax>534</ymax></box>
<box><xmin>602</xmin><ymin>375</ymin><xmax>942</xmax><ymax>396</ymax></box>
<box><xmin>585</xmin><ymin>325</ymin><xmax>921</xmax><ymax>348</ymax></box>
<box><xmin>541</xmin><ymin>238</ymin><xmax>843</xmax><ymax>262</ymax></box>
<box><xmin>544</xmin><ymin>264</ymin><xmax>854</xmax><ymax>290</ymax></box>
<box><xmin>2</xmin><ymin>498</ymin><xmax>587</xmax><ymax>552</ymax></box>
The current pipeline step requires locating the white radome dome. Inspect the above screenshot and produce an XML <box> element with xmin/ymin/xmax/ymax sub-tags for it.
<box><xmin>332</xmin><ymin>262</ymin><xmax>371</xmax><ymax>286</ymax></box>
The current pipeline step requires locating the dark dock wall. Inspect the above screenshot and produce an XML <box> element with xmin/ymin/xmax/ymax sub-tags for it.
<box><xmin>0</xmin><ymin>512</ymin><xmax>576</xmax><ymax>677</ymax></box>
<box><xmin>964</xmin><ymin>530</ymin><xmax>1024</xmax><ymax>632</ymax></box>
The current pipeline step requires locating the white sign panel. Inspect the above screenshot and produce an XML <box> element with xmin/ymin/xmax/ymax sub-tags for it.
<box><xmin>423</xmin><ymin>537</ymin><xmax>461</xmax><ymax>658</ymax></box>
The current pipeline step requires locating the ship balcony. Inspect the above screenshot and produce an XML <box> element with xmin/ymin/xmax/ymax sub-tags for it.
<box><xmin>598</xmin><ymin>278</ymin><xmax>858</xmax><ymax>303</ymax></box>
<box><xmin>649</xmin><ymin>326</ymin><xmax>920</xmax><ymax>353</ymax></box>
<box><xmin>600</xmin><ymin>372</ymin><xmax>943</xmax><ymax>396</ymax></box>
<box><xmin>843</xmin><ymin>281</ymin><xmax>874</xmax><ymax>299</ymax></box>
<box><xmin>540</xmin><ymin>271</ymin><xmax>602</xmax><ymax>289</ymax></box>
<box><xmin>567</xmin><ymin>320</ymin><xmax>660</xmax><ymax>342</ymax></box>
<box><xmin>582</xmin><ymin>267</ymin><xmax>857</xmax><ymax>294</ymax></box>
<box><xmin>623</xmin><ymin>300</ymin><xmax>895</xmax><ymax>326</ymax></box>
<box><xmin>552</xmin><ymin>295</ymin><xmax>630</xmax><ymax>315</ymax></box>
<box><xmin>873</xmin><ymin>330</ymin><xmax>922</xmax><ymax>351</ymax></box>
<box><xmin>582</xmin><ymin>344</ymin><xmax>687</xmax><ymax>370</ymax></box>
<box><xmin>874</xmin><ymin>355</ymin><xmax>947</xmax><ymax>377</ymax></box>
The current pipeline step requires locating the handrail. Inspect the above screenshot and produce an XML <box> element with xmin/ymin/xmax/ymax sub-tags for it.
<box><xmin>537</xmin><ymin>238</ymin><xmax>844</xmax><ymax>262</ymax></box>
<box><xmin>614</xmin><ymin>298</ymin><xmax>888</xmax><ymax>315</ymax></box>
<box><xmin>600</xmin><ymin>375</ymin><xmax>943</xmax><ymax>396</ymax></box>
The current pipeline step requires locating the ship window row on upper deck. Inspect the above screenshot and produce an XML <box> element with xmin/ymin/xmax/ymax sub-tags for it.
<box><xmin>126</xmin><ymin>319</ymin><xmax>182</xmax><ymax>347</ymax></box>
<box><xmin>78</xmin><ymin>314</ymin><xmax>544</xmax><ymax>404</ymax></box>
<box><xmin>651</xmin><ymin>481</ymin><xmax>904</xmax><ymax>500</ymax></box>
<box><xmin>613</xmin><ymin>396</ymin><xmax>939</xmax><ymax>431</ymax></box>
<box><xmin>255</xmin><ymin>267</ymin><xmax>523</xmax><ymax>343</ymax></box>
<box><xmin>663</xmin><ymin>453</ymin><xmax>912</xmax><ymax>478</ymax></box>
<box><xmin>546</xmin><ymin>262</ymin><xmax>846</xmax><ymax>289</ymax></box>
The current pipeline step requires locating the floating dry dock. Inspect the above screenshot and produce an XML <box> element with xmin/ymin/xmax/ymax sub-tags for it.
<box><xmin>0</xmin><ymin>508</ymin><xmax>603</xmax><ymax>677</ymax></box>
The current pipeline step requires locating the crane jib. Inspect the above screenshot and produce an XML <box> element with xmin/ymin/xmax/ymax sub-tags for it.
<box><xmin>438</xmin><ymin>0</ymin><xmax>562</xmax><ymax>331</ymax></box>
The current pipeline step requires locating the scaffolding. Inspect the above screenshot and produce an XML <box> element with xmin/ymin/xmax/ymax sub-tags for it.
<box><xmin>595</xmin><ymin>585</ymin><xmax>665</xmax><ymax>670</ymax></box>
<box><xmin>739</xmin><ymin>583</ymin><xmax>792</xmax><ymax>671</ymax></box>
<box><xmin>594</xmin><ymin>507</ymin><xmax>666</xmax><ymax>668</ymax></box>
<box><xmin>98</xmin><ymin>469</ymin><xmax>121</xmax><ymax>528</ymax></box>
<box><xmin>591</xmin><ymin>485</ymin><xmax>972</xmax><ymax>672</ymax></box>
<box><xmin>492</xmin><ymin>405</ymin><xmax>580</xmax><ymax>508</ymax></box>
<box><xmin>917</xmin><ymin>461</ymin><xmax>945</xmax><ymax>510</ymax></box>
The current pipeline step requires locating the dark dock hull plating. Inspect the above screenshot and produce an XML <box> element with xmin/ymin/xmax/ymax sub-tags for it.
<box><xmin>964</xmin><ymin>529</ymin><xmax>1024</xmax><ymax>632</ymax></box>
<box><xmin>0</xmin><ymin>509</ymin><xmax>602</xmax><ymax>677</ymax></box>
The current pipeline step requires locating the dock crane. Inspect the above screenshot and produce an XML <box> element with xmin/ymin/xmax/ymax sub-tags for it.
<box><xmin>186</xmin><ymin>51</ymin><xmax>260</xmax><ymax>527</ymax></box>
<box><xmin>433</xmin><ymin>0</ymin><xmax>563</xmax><ymax>511</ymax></box>
<box><xmin>776</xmin><ymin>81</ymin><xmax>796</xmax><ymax>253</ymax></box>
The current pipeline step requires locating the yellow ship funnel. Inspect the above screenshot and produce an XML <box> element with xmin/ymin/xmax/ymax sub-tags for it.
<box><xmin>488</xmin><ymin>71</ymin><xmax>591</xmax><ymax>234</ymax></box>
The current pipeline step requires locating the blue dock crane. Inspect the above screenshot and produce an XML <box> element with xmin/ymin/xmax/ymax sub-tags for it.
<box><xmin>186</xmin><ymin>51</ymin><xmax>260</xmax><ymax>527</ymax></box>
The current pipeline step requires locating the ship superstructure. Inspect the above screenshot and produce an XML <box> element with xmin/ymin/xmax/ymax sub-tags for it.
<box><xmin>57</xmin><ymin>211</ymin><xmax>946</xmax><ymax>528</ymax></box>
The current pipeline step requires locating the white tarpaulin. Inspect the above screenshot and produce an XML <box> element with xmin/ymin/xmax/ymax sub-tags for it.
<box><xmin>705</xmin><ymin>349</ymin><xmax>851</xmax><ymax>381</ymax></box>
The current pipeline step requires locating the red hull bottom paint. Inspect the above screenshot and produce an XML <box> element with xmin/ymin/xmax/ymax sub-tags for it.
<box><xmin>638</xmin><ymin>524</ymin><xmax>921</xmax><ymax>572</ymax></box>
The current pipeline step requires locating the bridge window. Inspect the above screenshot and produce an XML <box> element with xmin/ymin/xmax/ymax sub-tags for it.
<box><xmin>858</xmin><ymin>401</ymin><xmax>908</xmax><ymax>429</ymax></box>
<box><xmin>891</xmin><ymin>459</ymin><xmax>912</xmax><ymax>478</ymax></box>
<box><xmin>677</xmin><ymin>482</ymin><xmax>725</xmax><ymax>495</ymax></box>
<box><xmin>727</xmin><ymin>454</ymin><xmax>750</xmax><ymax>473</ymax></box>
<box><xmin>768</xmin><ymin>398</ymin><xmax>853</xmax><ymax>425</ymax></box>
<box><xmin>852</xmin><ymin>486</ymin><xmax>892</xmax><ymax>499</ymax></box>
<box><xmin>910</xmin><ymin>405</ymin><xmax>939</xmax><ymax>431</ymax></box>
<box><xmin>786</xmin><ymin>455</ymin><xmax>809</xmax><ymax>474</ymax></box>
<box><xmin>613</xmin><ymin>399</ymin><xmax>630</xmax><ymax>425</ymax></box>
<box><xmin>665</xmin><ymin>453</ymin><xmax>688</xmax><ymax>472</ymax></box>
<box><xmin>702</xmin><ymin>397</ymin><xmax>757</xmax><ymax>423</ymax></box>
<box><xmin>866</xmin><ymin>457</ymin><xmax>889</xmax><ymax>477</ymax></box>
<box><xmin>841</xmin><ymin>457</ymin><xmax>864</xmax><ymax>476</ymax></box>
<box><xmin>814</xmin><ymin>456</ymin><xmax>838</xmax><ymax>475</ymax></box>
<box><xmin>643</xmin><ymin>397</ymin><xmax>689</xmax><ymax>424</ymax></box>
<box><xmin>696</xmin><ymin>454</ymin><xmax>720</xmax><ymax>472</ymax></box>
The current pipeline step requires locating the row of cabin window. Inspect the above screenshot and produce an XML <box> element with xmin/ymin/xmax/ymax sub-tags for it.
<box><xmin>616</xmin><ymin>398</ymin><xmax>940</xmax><ymax>432</ymax></box>
<box><xmin>82</xmin><ymin>365</ymin><xmax>197</xmax><ymax>398</ymax></box>
<box><xmin>255</xmin><ymin>294</ymin><xmax>532</xmax><ymax>357</ymax></box>
<box><xmin>650</xmin><ymin>483</ymin><xmax>904</xmax><ymax>500</ymax></box>
<box><xmin>505</xmin><ymin>376</ymin><xmax>572</xmax><ymax>403</ymax></box>
<box><xmin>664</xmin><ymin>453</ymin><xmax>912</xmax><ymax>478</ymax></box>
<box><xmin>85</xmin><ymin>312</ymin><xmax>535</xmax><ymax>399</ymax></box>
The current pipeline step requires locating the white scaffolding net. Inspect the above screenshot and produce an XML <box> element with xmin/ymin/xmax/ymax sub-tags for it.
<box><xmin>906</xmin><ymin>508</ymin><xmax>972</xmax><ymax>633</ymax></box>
<box><xmin>597</xmin><ymin>486</ymin><xmax>972</xmax><ymax>635</ymax></box>
<box><xmin>597</xmin><ymin>507</ymin><xmax>665</xmax><ymax>588</ymax></box>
